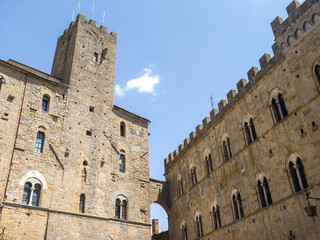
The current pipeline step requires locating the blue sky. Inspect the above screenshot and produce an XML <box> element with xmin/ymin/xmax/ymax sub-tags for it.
<box><xmin>0</xmin><ymin>0</ymin><xmax>304</xmax><ymax>232</ymax></box>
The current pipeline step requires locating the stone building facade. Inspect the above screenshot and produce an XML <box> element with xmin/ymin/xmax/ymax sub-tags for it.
<box><xmin>164</xmin><ymin>0</ymin><xmax>320</xmax><ymax>239</ymax></box>
<box><xmin>0</xmin><ymin>13</ymin><xmax>168</xmax><ymax>240</ymax></box>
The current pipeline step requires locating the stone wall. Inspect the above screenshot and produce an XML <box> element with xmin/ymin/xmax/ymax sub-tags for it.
<box><xmin>164</xmin><ymin>0</ymin><xmax>320</xmax><ymax>239</ymax></box>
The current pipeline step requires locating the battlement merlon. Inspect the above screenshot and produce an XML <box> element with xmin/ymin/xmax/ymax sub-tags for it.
<box><xmin>58</xmin><ymin>13</ymin><xmax>117</xmax><ymax>41</ymax></box>
<box><xmin>271</xmin><ymin>0</ymin><xmax>318</xmax><ymax>40</ymax></box>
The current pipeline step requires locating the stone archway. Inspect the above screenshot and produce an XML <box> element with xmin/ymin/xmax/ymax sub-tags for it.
<box><xmin>149</xmin><ymin>178</ymin><xmax>170</xmax><ymax>216</ymax></box>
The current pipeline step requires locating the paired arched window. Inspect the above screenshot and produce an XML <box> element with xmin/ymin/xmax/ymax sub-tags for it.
<box><xmin>257</xmin><ymin>177</ymin><xmax>272</xmax><ymax>208</ymax></box>
<box><xmin>289</xmin><ymin>158</ymin><xmax>308</xmax><ymax>193</ymax></box>
<box><xmin>270</xmin><ymin>92</ymin><xmax>288</xmax><ymax>123</ymax></box>
<box><xmin>41</xmin><ymin>95</ymin><xmax>50</xmax><ymax>112</ymax></box>
<box><xmin>34</xmin><ymin>131</ymin><xmax>45</xmax><ymax>153</ymax></box>
<box><xmin>232</xmin><ymin>192</ymin><xmax>244</xmax><ymax>220</ymax></box>
<box><xmin>22</xmin><ymin>181</ymin><xmax>41</xmax><ymax>206</ymax></box>
<box><xmin>212</xmin><ymin>204</ymin><xmax>222</xmax><ymax>230</ymax></box>
<box><xmin>244</xmin><ymin>118</ymin><xmax>257</xmax><ymax>144</ymax></box>
<box><xmin>195</xmin><ymin>214</ymin><xmax>204</xmax><ymax>238</ymax></box>
<box><xmin>119</xmin><ymin>150</ymin><xmax>125</xmax><ymax>173</ymax></box>
<box><xmin>191</xmin><ymin>167</ymin><xmax>197</xmax><ymax>186</ymax></box>
<box><xmin>120</xmin><ymin>122</ymin><xmax>126</xmax><ymax>137</ymax></box>
<box><xmin>205</xmin><ymin>154</ymin><xmax>213</xmax><ymax>174</ymax></box>
<box><xmin>222</xmin><ymin>137</ymin><xmax>232</xmax><ymax>161</ymax></box>
<box><xmin>115</xmin><ymin>196</ymin><xmax>127</xmax><ymax>220</ymax></box>
<box><xmin>178</xmin><ymin>178</ymin><xmax>184</xmax><ymax>196</ymax></box>
<box><xmin>181</xmin><ymin>223</ymin><xmax>188</xmax><ymax>240</ymax></box>
<box><xmin>315</xmin><ymin>64</ymin><xmax>320</xmax><ymax>84</ymax></box>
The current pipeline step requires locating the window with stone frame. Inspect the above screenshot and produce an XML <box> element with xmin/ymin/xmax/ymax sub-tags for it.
<box><xmin>41</xmin><ymin>95</ymin><xmax>50</xmax><ymax>112</ymax></box>
<box><xmin>181</xmin><ymin>223</ymin><xmax>188</xmax><ymax>240</ymax></box>
<box><xmin>119</xmin><ymin>150</ymin><xmax>126</xmax><ymax>173</ymax></box>
<box><xmin>115</xmin><ymin>196</ymin><xmax>128</xmax><ymax>220</ymax></box>
<box><xmin>232</xmin><ymin>192</ymin><xmax>244</xmax><ymax>220</ymax></box>
<box><xmin>212</xmin><ymin>204</ymin><xmax>222</xmax><ymax>230</ymax></box>
<box><xmin>270</xmin><ymin>92</ymin><xmax>288</xmax><ymax>123</ymax></box>
<box><xmin>120</xmin><ymin>122</ymin><xmax>126</xmax><ymax>137</ymax></box>
<box><xmin>195</xmin><ymin>214</ymin><xmax>204</xmax><ymax>238</ymax></box>
<box><xmin>222</xmin><ymin>137</ymin><xmax>232</xmax><ymax>161</ymax></box>
<box><xmin>289</xmin><ymin>158</ymin><xmax>308</xmax><ymax>193</ymax></box>
<box><xmin>244</xmin><ymin>118</ymin><xmax>257</xmax><ymax>145</ymax></box>
<box><xmin>22</xmin><ymin>180</ymin><xmax>42</xmax><ymax>206</ymax></box>
<box><xmin>257</xmin><ymin>177</ymin><xmax>272</xmax><ymax>208</ymax></box>
<box><xmin>34</xmin><ymin>131</ymin><xmax>45</xmax><ymax>153</ymax></box>
<box><xmin>206</xmin><ymin>154</ymin><xmax>213</xmax><ymax>174</ymax></box>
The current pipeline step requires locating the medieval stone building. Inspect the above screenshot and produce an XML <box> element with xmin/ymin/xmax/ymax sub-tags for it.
<box><xmin>164</xmin><ymin>0</ymin><xmax>320</xmax><ymax>239</ymax></box>
<box><xmin>1</xmin><ymin>0</ymin><xmax>320</xmax><ymax>239</ymax></box>
<box><xmin>0</xmin><ymin>13</ymin><xmax>168</xmax><ymax>240</ymax></box>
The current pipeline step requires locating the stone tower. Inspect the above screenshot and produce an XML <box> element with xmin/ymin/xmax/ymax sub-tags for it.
<box><xmin>0</xmin><ymin>13</ymin><xmax>169</xmax><ymax>239</ymax></box>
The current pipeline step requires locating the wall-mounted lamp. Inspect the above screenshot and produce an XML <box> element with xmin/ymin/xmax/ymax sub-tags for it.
<box><xmin>304</xmin><ymin>192</ymin><xmax>320</xmax><ymax>217</ymax></box>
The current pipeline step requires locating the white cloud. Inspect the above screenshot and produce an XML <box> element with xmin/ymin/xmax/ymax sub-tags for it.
<box><xmin>115</xmin><ymin>68</ymin><xmax>160</xmax><ymax>97</ymax></box>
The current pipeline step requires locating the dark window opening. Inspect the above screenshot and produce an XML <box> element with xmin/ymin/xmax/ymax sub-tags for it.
<box><xmin>289</xmin><ymin>161</ymin><xmax>301</xmax><ymax>192</ymax></box>
<box><xmin>182</xmin><ymin>225</ymin><xmax>188</xmax><ymax>240</ymax></box>
<box><xmin>297</xmin><ymin>158</ymin><xmax>308</xmax><ymax>189</ymax></box>
<box><xmin>213</xmin><ymin>205</ymin><xmax>222</xmax><ymax>230</ymax></box>
<box><xmin>196</xmin><ymin>215</ymin><xmax>203</xmax><ymax>237</ymax></box>
<box><xmin>250</xmin><ymin>118</ymin><xmax>257</xmax><ymax>140</ymax></box>
<box><xmin>31</xmin><ymin>184</ymin><xmax>41</xmax><ymax>206</ymax></box>
<box><xmin>315</xmin><ymin>65</ymin><xmax>320</xmax><ymax>84</ymax></box>
<box><xmin>89</xmin><ymin>106</ymin><xmax>94</xmax><ymax>112</ymax></box>
<box><xmin>258</xmin><ymin>180</ymin><xmax>266</xmax><ymax>208</ymax></box>
<box><xmin>42</xmin><ymin>95</ymin><xmax>50</xmax><ymax>112</ymax></box>
<box><xmin>94</xmin><ymin>52</ymin><xmax>98</xmax><ymax>62</ymax></box>
<box><xmin>206</xmin><ymin>154</ymin><xmax>213</xmax><ymax>174</ymax></box>
<box><xmin>79</xmin><ymin>194</ymin><xmax>86</xmax><ymax>213</ymax></box>
<box><xmin>279</xmin><ymin>94</ymin><xmax>288</xmax><ymax>117</ymax></box>
<box><xmin>120</xmin><ymin>122</ymin><xmax>126</xmax><ymax>137</ymax></box>
<box><xmin>272</xmin><ymin>98</ymin><xmax>282</xmax><ymax>122</ymax></box>
<box><xmin>191</xmin><ymin>167</ymin><xmax>197</xmax><ymax>186</ymax></box>
<box><xmin>121</xmin><ymin>200</ymin><xmax>127</xmax><ymax>219</ymax></box>
<box><xmin>264</xmin><ymin>178</ymin><xmax>273</xmax><ymax>205</ymax></box>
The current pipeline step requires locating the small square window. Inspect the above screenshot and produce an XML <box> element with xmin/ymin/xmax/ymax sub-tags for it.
<box><xmin>86</xmin><ymin>130</ymin><xmax>92</xmax><ymax>136</ymax></box>
<box><xmin>94</xmin><ymin>52</ymin><xmax>98</xmax><ymax>62</ymax></box>
<box><xmin>89</xmin><ymin>106</ymin><xmax>94</xmax><ymax>112</ymax></box>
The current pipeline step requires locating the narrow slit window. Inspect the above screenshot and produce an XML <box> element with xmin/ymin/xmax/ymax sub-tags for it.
<box><xmin>120</xmin><ymin>122</ymin><xmax>126</xmax><ymax>137</ymax></box>
<box><xmin>79</xmin><ymin>194</ymin><xmax>86</xmax><ymax>213</ymax></box>
<box><xmin>94</xmin><ymin>52</ymin><xmax>98</xmax><ymax>62</ymax></box>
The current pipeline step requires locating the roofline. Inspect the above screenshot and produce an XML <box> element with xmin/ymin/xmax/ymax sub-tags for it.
<box><xmin>0</xmin><ymin>59</ymin><xmax>69</xmax><ymax>88</ymax></box>
<box><xmin>113</xmin><ymin>105</ymin><xmax>151</xmax><ymax>124</ymax></box>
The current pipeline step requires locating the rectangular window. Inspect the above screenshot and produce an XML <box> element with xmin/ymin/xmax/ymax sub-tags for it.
<box><xmin>79</xmin><ymin>194</ymin><xmax>85</xmax><ymax>213</ymax></box>
<box><xmin>120</xmin><ymin>154</ymin><xmax>125</xmax><ymax>172</ymax></box>
<box><xmin>94</xmin><ymin>52</ymin><xmax>98</xmax><ymax>62</ymax></box>
<box><xmin>34</xmin><ymin>132</ymin><xmax>45</xmax><ymax>153</ymax></box>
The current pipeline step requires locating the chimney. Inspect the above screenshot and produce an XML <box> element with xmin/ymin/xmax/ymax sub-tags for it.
<box><xmin>152</xmin><ymin>219</ymin><xmax>159</xmax><ymax>235</ymax></box>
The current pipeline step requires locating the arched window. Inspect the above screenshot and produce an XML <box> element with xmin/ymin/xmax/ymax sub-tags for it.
<box><xmin>120</xmin><ymin>122</ymin><xmax>126</xmax><ymax>137</ymax></box>
<box><xmin>195</xmin><ymin>215</ymin><xmax>203</xmax><ymax>237</ymax></box>
<box><xmin>257</xmin><ymin>180</ymin><xmax>266</xmax><ymax>208</ymax></box>
<box><xmin>22</xmin><ymin>182</ymin><xmax>31</xmax><ymax>205</ymax></box>
<box><xmin>34</xmin><ymin>132</ymin><xmax>45</xmax><ymax>153</ymax></box>
<box><xmin>41</xmin><ymin>95</ymin><xmax>50</xmax><ymax>112</ymax></box>
<box><xmin>264</xmin><ymin>177</ymin><xmax>272</xmax><ymax>205</ymax></box>
<box><xmin>232</xmin><ymin>192</ymin><xmax>244</xmax><ymax>220</ymax></box>
<box><xmin>32</xmin><ymin>184</ymin><xmax>41</xmax><ymax>206</ymax></box>
<box><xmin>115</xmin><ymin>199</ymin><xmax>121</xmax><ymax>219</ymax></box>
<box><xmin>206</xmin><ymin>154</ymin><xmax>213</xmax><ymax>174</ymax></box>
<box><xmin>315</xmin><ymin>64</ymin><xmax>320</xmax><ymax>84</ymax></box>
<box><xmin>21</xmin><ymin>181</ymin><xmax>41</xmax><ymax>206</ymax></box>
<box><xmin>115</xmin><ymin>196</ymin><xmax>128</xmax><ymax>220</ymax></box>
<box><xmin>244</xmin><ymin>117</ymin><xmax>258</xmax><ymax>145</ymax></box>
<box><xmin>222</xmin><ymin>137</ymin><xmax>232</xmax><ymax>161</ymax></box>
<box><xmin>212</xmin><ymin>205</ymin><xmax>222</xmax><ymax>230</ymax></box>
<box><xmin>289</xmin><ymin>161</ymin><xmax>301</xmax><ymax>192</ymax></box>
<box><xmin>191</xmin><ymin>167</ymin><xmax>197</xmax><ymax>186</ymax></box>
<box><xmin>289</xmin><ymin>158</ymin><xmax>308</xmax><ymax>193</ymax></box>
<box><xmin>270</xmin><ymin>92</ymin><xmax>288</xmax><ymax>123</ymax></box>
<box><xmin>181</xmin><ymin>224</ymin><xmax>188</xmax><ymax>240</ymax></box>
<box><xmin>120</xmin><ymin>150</ymin><xmax>125</xmax><ymax>173</ymax></box>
